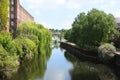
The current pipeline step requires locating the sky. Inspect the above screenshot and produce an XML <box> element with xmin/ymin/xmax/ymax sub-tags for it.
<box><xmin>20</xmin><ymin>0</ymin><xmax>120</xmax><ymax>29</ymax></box>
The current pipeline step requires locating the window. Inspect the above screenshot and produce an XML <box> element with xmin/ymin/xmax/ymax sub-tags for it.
<box><xmin>11</xmin><ymin>21</ymin><xmax>14</xmax><ymax>26</ymax></box>
<box><xmin>11</xmin><ymin>0</ymin><xmax>14</xmax><ymax>5</ymax></box>
<box><xmin>11</xmin><ymin>14</ymin><xmax>14</xmax><ymax>19</ymax></box>
<box><xmin>11</xmin><ymin>7</ymin><xmax>14</xmax><ymax>11</ymax></box>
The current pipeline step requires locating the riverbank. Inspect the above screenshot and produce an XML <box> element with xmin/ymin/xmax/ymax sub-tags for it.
<box><xmin>0</xmin><ymin>22</ymin><xmax>52</xmax><ymax>79</ymax></box>
<box><xmin>60</xmin><ymin>42</ymin><xmax>116</xmax><ymax>64</ymax></box>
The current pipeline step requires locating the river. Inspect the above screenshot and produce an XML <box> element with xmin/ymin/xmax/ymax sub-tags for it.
<box><xmin>8</xmin><ymin>44</ymin><xmax>120</xmax><ymax>80</ymax></box>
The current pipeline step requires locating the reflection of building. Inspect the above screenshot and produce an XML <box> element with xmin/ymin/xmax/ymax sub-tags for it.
<box><xmin>9</xmin><ymin>0</ymin><xmax>34</xmax><ymax>37</ymax></box>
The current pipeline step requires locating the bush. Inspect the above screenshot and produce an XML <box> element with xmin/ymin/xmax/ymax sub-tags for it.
<box><xmin>98</xmin><ymin>43</ymin><xmax>116</xmax><ymax>61</ymax></box>
<box><xmin>13</xmin><ymin>37</ymin><xmax>36</xmax><ymax>59</ymax></box>
<box><xmin>0</xmin><ymin>31</ymin><xmax>16</xmax><ymax>54</ymax></box>
<box><xmin>0</xmin><ymin>44</ymin><xmax>19</xmax><ymax>70</ymax></box>
<box><xmin>17</xmin><ymin>22</ymin><xmax>52</xmax><ymax>54</ymax></box>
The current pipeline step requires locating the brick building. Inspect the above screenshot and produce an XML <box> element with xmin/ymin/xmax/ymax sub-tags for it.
<box><xmin>9</xmin><ymin>0</ymin><xmax>34</xmax><ymax>37</ymax></box>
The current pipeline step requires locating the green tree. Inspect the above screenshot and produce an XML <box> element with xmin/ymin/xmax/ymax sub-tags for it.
<box><xmin>64</xmin><ymin>29</ymin><xmax>72</xmax><ymax>41</ymax></box>
<box><xmin>79</xmin><ymin>9</ymin><xmax>117</xmax><ymax>48</ymax></box>
<box><xmin>69</xmin><ymin>12</ymin><xmax>87</xmax><ymax>44</ymax></box>
<box><xmin>67</xmin><ymin>8</ymin><xmax>117</xmax><ymax>50</ymax></box>
<box><xmin>0</xmin><ymin>0</ymin><xmax>9</xmax><ymax>30</ymax></box>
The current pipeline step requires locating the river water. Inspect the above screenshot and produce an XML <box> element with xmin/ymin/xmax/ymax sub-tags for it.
<box><xmin>9</xmin><ymin>45</ymin><xmax>120</xmax><ymax>80</ymax></box>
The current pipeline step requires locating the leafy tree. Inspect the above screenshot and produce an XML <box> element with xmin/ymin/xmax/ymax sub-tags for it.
<box><xmin>67</xmin><ymin>8</ymin><xmax>117</xmax><ymax>50</ymax></box>
<box><xmin>69</xmin><ymin>12</ymin><xmax>87</xmax><ymax>44</ymax></box>
<box><xmin>79</xmin><ymin>9</ymin><xmax>117</xmax><ymax>48</ymax></box>
<box><xmin>0</xmin><ymin>0</ymin><xmax>9</xmax><ymax>30</ymax></box>
<box><xmin>64</xmin><ymin>29</ymin><xmax>72</xmax><ymax>41</ymax></box>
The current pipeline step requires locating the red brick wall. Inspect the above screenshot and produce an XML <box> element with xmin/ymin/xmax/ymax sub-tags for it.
<box><xmin>9</xmin><ymin>0</ymin><xmax>34</xmax><ymax>32</ymax></box>
<box><xmin>8</xmin><ymin>0</ymin><xmax>34</xmax><ymax>37</ymax></box>
<box><xmin>17</xmin><ymin>3</ymin><xmax>34</xmax><ymax>25</ymax></box>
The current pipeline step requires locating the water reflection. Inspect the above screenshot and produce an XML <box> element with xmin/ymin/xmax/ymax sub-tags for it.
<box><xmin>6</xmin><ymin>44</ymin><xmax>120</xmax><ymax>80</ymax></box>
<box><xmin>64</xmin><ymin>51</ymin><xmax>118</xmax><ymax>80</ymax></box>
<box><xmin>8</xmin><ymin>46</ymin><xmax>52</xmax><ymax>80</ymax></box>
<box><xmin>43</xmin><ymin>48</ymin><xmax>73</xmax><ymax>80</ymax></box>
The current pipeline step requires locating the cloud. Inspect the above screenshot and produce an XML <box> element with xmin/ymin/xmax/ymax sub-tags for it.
<box><xmin>20</xmin><ymin>0</ymin><xmax>120</xmax><ymax>29</ymax></box>
<box><xmin>114</xmin><ymin>12</ymin><xmax>120</xmax><ymax>17</ymax></box>
<box><xmin>39</xmin><ymin>22</ymin><xmax>55</xmax><ymax>29</ymax></box>
<box><xmin>44</xmin><ymin>70</ymin><xmax>65</xmax><ymax>80</ymax></box>
<box><xmin>91</xmin><ymin>0</ymin><xmax>106</xmax><ymax>4</ymax></box>
<box><xmin>65</xmin><ymin>0</ymin><xmax>81</xmax><ymax>9</ymax></box>
<box><xmin>50</xmin><ymin>0</ymin><xmax>65</xmax><ymax>5</ymax></box>
<box><xmin>20</xmin><ymin>0</ymin><xmax>44</xmax><ymax>9</ymax></box>
<box><xmin>39</xmin><ymin>20</ymin><xmax>72</xmax><ymax>29</ymax></box>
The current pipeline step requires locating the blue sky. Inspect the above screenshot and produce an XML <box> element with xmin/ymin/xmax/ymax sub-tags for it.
<box><xmin>20</xmin><ymin>0</ymin><xmax>120</xmax><ymax>29</ymax></box>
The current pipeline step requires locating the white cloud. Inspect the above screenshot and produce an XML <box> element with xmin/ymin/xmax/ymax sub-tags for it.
<box><xmin>41</xmin><ymin>0</ymin><xmax>66</xmax><ymax>9</ymax></box>
<box><xmin>50</xmin><ymin>0</ymin><xmax>65</xmax><ymax>5</ymax></box>
<box><xmin>91</xmin><ymin>0</ymin><xmax>106</xmax><ymax>4</ymax></box>
<box><xmin>109</xmin><ymin>0</ymin><xmax>117</xmax><ymax>7</ymax></box>
<box><xmin>39</xmin><ymin>22</ymin><xmax>55</xmax><ymax>29</ymax></box>
<box><xmin>114</xmin><ymin>12</ymin><xmax>120</xmax><ymax>17</ymax></box>
<box><xmin>38</xmin><ymin>20</ymin><xmax>72</xmax><ymax>29</ymax></box>
<box><xmin>44</xmin><ymin>69</ymin><xmax>65</xmax><ymax>80</ymax></box>
<box><xmin>20</xmin><ymin>0</ymin><xmax>44</xmax><ymax>9</ymax></box>
<box><xmin>20</xmin><ymin>0</ymin><xmax>120</xmax><ymax>29</ymax></box>
<box><xmin>65</xmin><ymin>0</ymin><xmax>81</xmax><ymax>9</ymax></box>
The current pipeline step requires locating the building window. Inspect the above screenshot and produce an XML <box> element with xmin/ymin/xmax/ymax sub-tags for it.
<box><xmin>11</xmin><ymin>0</ymin><xmax>14</xmax><ymax>5</ymax></box>
<box><xmin>11</xmin><ymin>6</ymin><xmax>14</xmax><ymax>11</ymax></box>
<box><xmin>11</xmin><ymin>14</ymin><xmax>14</xmax><ymax>19</ymax></box>
<box><xmin>11</xmin><ymin>21</ymin><xmax>14</xmax><ymax>26</ymax></box>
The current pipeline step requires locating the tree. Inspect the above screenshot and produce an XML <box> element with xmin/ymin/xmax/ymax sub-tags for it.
<box><xmin>64</xmin><ymin>29</ymin><xmax>72</xmax><ymax>41</ymax></box>
<box><xmin>69</xmin><ymin>12</ymin><xmax>87</xmax><ymax>44</ymax></box>
<box><xmin>0</xmin><ymin>0</ymin><xmax>9</xmax><ymax>30</ymax></box>
<box><xmin>79</xmin><ymin>9</ymin><xmax>117</xmax><ymax>47</ymax></box>
<box><xmin>68</xmin><ymin>8</ymin><xmax>117</xmax><ymax>49</ymax></box>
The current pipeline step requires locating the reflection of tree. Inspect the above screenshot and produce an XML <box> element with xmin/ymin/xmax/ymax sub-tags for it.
<box><xmin>9</xmin><ymin>46</ymin><xmax>52</xmax><ymax>80</ymax></box>
<box><xmin>52</xmin><ymin>42</ymin><xmax>60</xmax><ymax>49</ymax></box>
<box><xmin>64</xmin><ymin>51</ymin><xmax>117</xmax><ymax>80</ymax></box>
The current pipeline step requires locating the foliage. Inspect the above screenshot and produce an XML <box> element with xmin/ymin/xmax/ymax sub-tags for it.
<box><xmin>16</xmin><ymin>21</ymin><xmax>52</xmax><ymax>55</ymax></box>
<box><xmin>112</xmin><ymin>31</ymin><xmax>120</xmax><ymax>48</ymax></box>
<box><xmin>0</xmin><ymin>0</ymin><xmax>9</xmax><ymax>30</ymax></box>
<box><xmin>13</xmin><ymin>37</ymin><xmax>36</xmax><ymax>59</ymax></box>
<box><xmin>65</xmin><ymin>8</ymin><xmax>117</xmax><ymax>50</ymax></box>
<box><xmin>98</xmin><ymin>43</ymin><xmax>116</xmax><ymax>61</ymax></box>
<box><xmin>64</xmin><ymin>29</ymin><xmax>72</xmax><ymax>41</ymax></box>
<box><xmin>0</xmin><ymin>32</ymin><xmax>19</xmax><ymax>72</ymax></box>
<box><xmin>0</xmin><ymin>31</ymin><xmax>16</xmax><ymax>54</ymax></box>
<box><xmin>0</xmin><ymin>44</ymin><xmax>19</xmax><ymax>69</ymax></box>
<box><xmin>70</xmin><ymin>12</ymin><xmax>87</xmax><ymax>44</ymax></box>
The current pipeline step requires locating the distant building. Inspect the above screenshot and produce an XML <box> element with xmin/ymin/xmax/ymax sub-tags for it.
<box><xmin>9</xmin><ymin>0</ymin><xmax>34</xmax><ymax>37</ymax></box>
<box><xmin>116</xmin><ymin>18</ymin><xmax>120</xmax><ymax>29</ymax></box>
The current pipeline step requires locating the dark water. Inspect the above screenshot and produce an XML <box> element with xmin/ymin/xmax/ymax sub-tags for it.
<box><xmin>9</xmin><ymin>46</ymin><xmax>120</xmax><ymax>80</ymax></box>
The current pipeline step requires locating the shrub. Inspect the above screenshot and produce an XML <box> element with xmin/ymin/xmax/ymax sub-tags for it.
<box><xmin>16</xmin><ymin>22</ymin><xmax>52</xmax><ymax>54</ymax></box>
<box><xmin>13</xmin><ymin>36</ymin><xmax>37</xmax><ymax>60</ymax></box>
<box><xmin>0</xmin><ymin>44</ymin><xmax>19</xmax><ymax>70</ymax></box>
<box><xmin>0</xmin><ymin>31</ymin><xmax>16</xmax><ymax>54</ymax></box>
<box><xmin>98</xmin><ymin>43</ymin><xmax>116</xmax><ymax>61</ymax></box>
